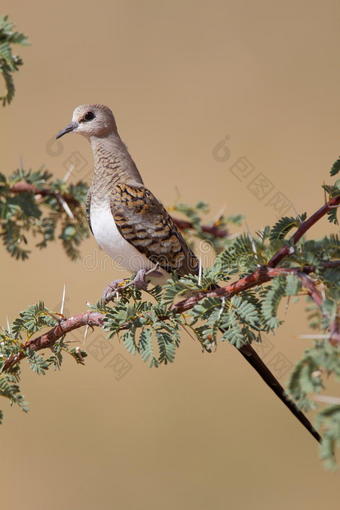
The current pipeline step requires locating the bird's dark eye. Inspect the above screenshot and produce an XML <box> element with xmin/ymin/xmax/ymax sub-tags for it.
<box><xmin>83</xmin><ymin>111</ymin><xmax>95</xmax><ymax>122</ymax></box>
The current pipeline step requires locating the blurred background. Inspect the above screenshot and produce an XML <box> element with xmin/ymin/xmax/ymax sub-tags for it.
<box><xmin>1</xmin><ymin>1</ymin><xmax>340</xmax><ymax>508</ymax></box>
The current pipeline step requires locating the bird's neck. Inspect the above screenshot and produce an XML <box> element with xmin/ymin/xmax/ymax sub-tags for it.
<box><xmin>89</xmin><ymin>133</ymin><xmax>143</xmax><ymax>197</ymax></box>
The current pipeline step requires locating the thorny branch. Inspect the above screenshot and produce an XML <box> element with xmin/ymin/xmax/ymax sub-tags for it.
<box><xmin>268</xmin><ymin>195</ymin><xmax>340</xmax><ymax>267</ymax></box>
<box><xmin>10</xmin><ymin>181</ymin><xmax>80</xmax><ymax>206</ymax></box>
<box><xmin>2</xmin><ymin>195</ymin><xmax>340</xmax><ymax>372</ymax></box>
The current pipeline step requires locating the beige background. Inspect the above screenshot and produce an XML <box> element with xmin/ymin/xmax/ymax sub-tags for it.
<box><xmin>1</xmin><ymin>1</ymin><xmax>340</xmax><ymax>509</ymax></box>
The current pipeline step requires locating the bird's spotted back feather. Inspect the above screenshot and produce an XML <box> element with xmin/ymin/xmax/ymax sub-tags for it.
<box><xmin>110</xmin><ymin>184</ymin><xmax>199</xmax><ymax>276</ymax></box>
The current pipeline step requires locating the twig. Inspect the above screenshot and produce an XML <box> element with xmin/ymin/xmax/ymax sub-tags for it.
<box><xmin>268</xmin><ymin>195</ymin><xmax>340</xmax><ymax>267</ymax></box>
<box><xmin>170</xmin><ymin>264</ymin><xmax>338</xmax><ymax>313</ymax></box>
<box><xmin>10</xmin><ymin>181</ymin><xmax>79</xmax><ymax>206</ymax></box>
<box><xmin>3</xmin><ymin>312</ymin><xmax>103</xmax><ymax>371</ymax></box>
<box><xmin>297</xmin><ymin>272</ymin><xmax>325</xmax><ymax>310</ymax></box>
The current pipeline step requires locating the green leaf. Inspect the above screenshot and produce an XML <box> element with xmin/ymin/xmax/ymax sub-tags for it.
<box><xmin>122</xmin><ymin>328</ymin><xmax>138</xmax><ymax>355</ymax></box>
<box><xmin>0</xmin><ymin>15</ymin><xmax>28</xmax><ymax>105</ymax></box>
<box><xmin>221</xmin><ymin>318</ymin><xmax>247</xmax><ymax>348</ymax></box>
<box><xmin>139</xmin><ymin>328</ymin><xmax>157</xmax><ymax>366</ymax></box>
<box><xmin>0</xmin><ymin>373</ymin><xmax>28</xmax><ymax>412</ymax></box>
<box><xmin>230</xmin><ymin>295</ymin><xmax>259</xmax><ymax>327</ymax></box>
<box><xmin>156</xmin><ymin>331</ymin><xmax>177</xmax><ymax>364</ymax></box>
<box><xmin>330</xmin><ymin>158</ymin><xmax>340</xmax><ymax>177</ymax></box>
<box><xmin>270</xmin><ymin>214</ymin><xmax>306</xmax><ymax>241</ymax></box>
<box><xmin>327</xmin><ymin>207</ymin><xmax>338</xmax><ymax>225</ymax></box>
<box><xmin>9</xmin><ymin>193</ymin><xmax>41</xmax><ymax>218</ymax></box>
<box><xmin>261</xmin><ymin>277</ymin><xmax>286</xmax><ymax>330</ymax></box>
<box><xmin>317</xmin><ymin>405</ymin><xmax>340</xmax><ymax>469</ymax></box>
<box><xmin>11</xmin><ymin>301</ymin><xmax>57</xmax><ymax>337</ymax></box>
<box><xmin>285</xmin><ymin>273</ymin><xmax>301</xmax><ymax>296</ymax></box>
<box><xmin>26</xmin><ymin>351</ymin><xmax>49</xmax><ymax>375</ymax></box>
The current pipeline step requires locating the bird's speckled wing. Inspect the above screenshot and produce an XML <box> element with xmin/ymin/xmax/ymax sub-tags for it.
<box><xmin>109</xmin><ymin>183</ymin><xmax>199</xmax><ymax>276</ymax></box>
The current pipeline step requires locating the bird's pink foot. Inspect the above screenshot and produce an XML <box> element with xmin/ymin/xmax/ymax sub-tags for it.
<box><xmin>102</xmin><ymin>265</ymin><xmax>163</xmax><ymax>302</ymax></box>
<box><xmin>132</xmin><ymin>266</ymin><xmax>163</xmax><ymax>290</ymax></box>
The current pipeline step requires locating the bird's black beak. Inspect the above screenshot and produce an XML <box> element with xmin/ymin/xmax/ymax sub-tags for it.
<box><xmin>56</xmin><ymin>121</ymin><xmax>78</xmax><ymax>139</ymax></box>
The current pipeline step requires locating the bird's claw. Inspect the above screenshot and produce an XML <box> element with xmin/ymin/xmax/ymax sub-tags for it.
<box><xmin>102</xmin><ymin>264</ymin><xmax>162</xmax><ymax>302</ymax></box>
<box><xmin>133</xmin><ymin>264</ymin><xmax>163</xmax><ymax>290</ymax></box>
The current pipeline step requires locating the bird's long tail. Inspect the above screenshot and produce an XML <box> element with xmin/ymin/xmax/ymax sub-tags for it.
<box><xmin>238</xmin><ymin>342</ymin><xmax>321</xmax><ymax>442</ymax></box>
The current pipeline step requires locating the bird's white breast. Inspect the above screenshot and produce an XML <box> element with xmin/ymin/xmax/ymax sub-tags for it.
<box><xmin>89</xmin><ymin>201</ymin><xmax>169</xmax><ymax>285</ymax></box>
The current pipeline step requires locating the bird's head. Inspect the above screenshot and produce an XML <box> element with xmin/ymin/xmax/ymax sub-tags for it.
<box><xmin>56</xmin><ymin>104</ymin><xmax>118</xmax><ymax>140</ymax></box>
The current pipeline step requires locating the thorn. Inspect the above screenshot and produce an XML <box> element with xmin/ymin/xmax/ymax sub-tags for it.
<box><xmin>213</xmin><ymin>205</ymin><xmax>226</xmax><ymax>223</ymax></box>
<box><xmin>245</xmin><ymin>221</ymin><xmax>258</xmax><ymax>261</ymax></box>
<box><xmin>312</xmin><ymin>394</ymin><xmax>340</xmax><ymax>405</ymax></box>
<box><xmin>83</xmin><ymin>324</ymin><xmax>89</xmax><ymax>344</ymax></box>
<box><xmin>312</xmin><ymin>370</ymin><xmax>322</xmax><ymax>378</ymax></box>
<box><xmin>198</xmin><ymin>257</ymin><xmax>202</xmax><ymax>286</ymax></box>
<box><xmin>58</xmin><ymin>195</ymin><xmax>74</xmax><ymax>219</ymax></box>
<box><xmin>174</xmin><ymin>185</ymin><xmax>181</xmax><ymax>203</ymax></box>
<box><xmin>298</xmin><ymin>334</ymin><xmax>330</xmax><ymax>339</ymax></box>
<box><xmin>6</xmin><ymin>316</ymin><xmax>10</xmax><ymax>331</ymax></box>
<box><xmin>62</xmin><ymin>163</ymin><xmax>75</xmax><ymax>182</ymax></box>
<box><xmin>60</xmin><ymin>284</ymin><xmax>66</xmax><ymax>315</ymax></box>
